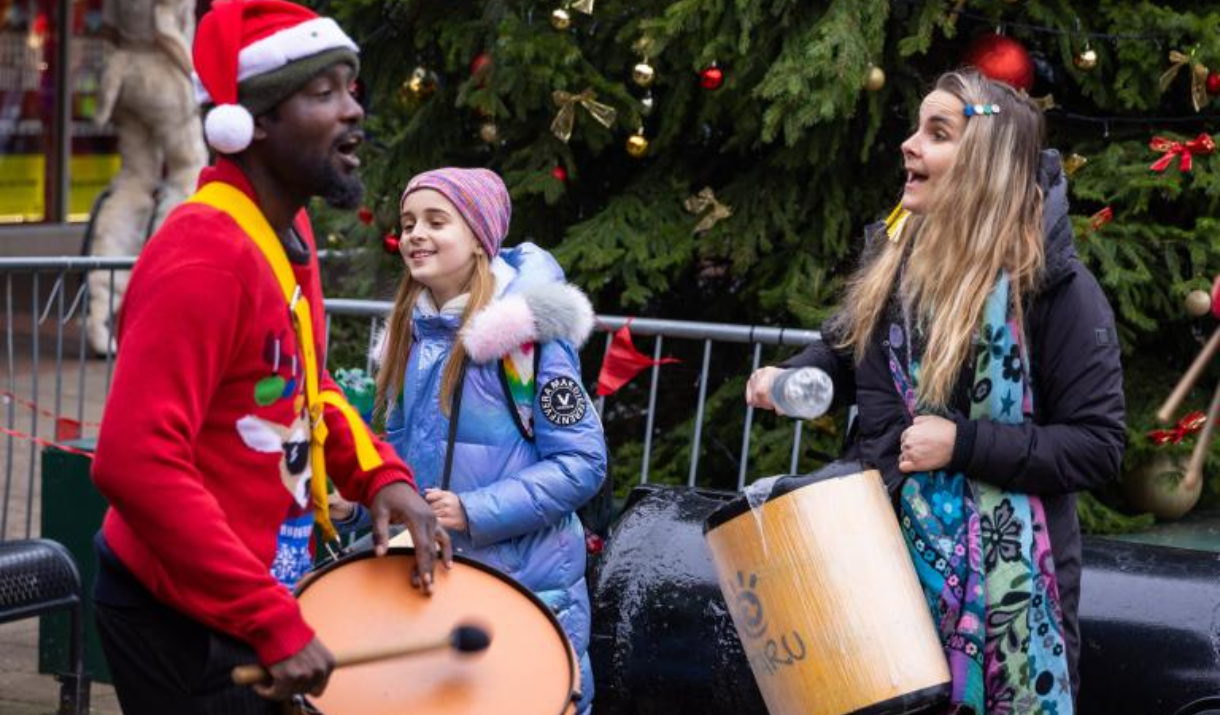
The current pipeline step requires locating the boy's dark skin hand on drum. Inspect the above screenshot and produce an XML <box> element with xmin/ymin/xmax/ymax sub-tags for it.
<box><xmin>242</xmin><ymin>65</ymin><xmax>455</xmax><ymax>701</ymax></box>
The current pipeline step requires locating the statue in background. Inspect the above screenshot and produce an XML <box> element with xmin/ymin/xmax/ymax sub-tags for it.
<box><xmin>88</xmin><ymin>0</ymin><xmax>205</xmax><ymax>355</ymax></box>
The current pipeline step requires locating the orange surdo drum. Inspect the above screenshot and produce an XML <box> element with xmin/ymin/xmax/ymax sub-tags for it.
<box><xmin>289</xmin><ymin>548</ymin><xmax>580</xmax><ymax>715</ymax></box>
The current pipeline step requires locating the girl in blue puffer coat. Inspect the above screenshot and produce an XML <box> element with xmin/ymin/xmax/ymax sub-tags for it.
<box><xmin>372</xmin><ymin>167</ymin><xmax>606</xmax><ymax>713</ymax></box>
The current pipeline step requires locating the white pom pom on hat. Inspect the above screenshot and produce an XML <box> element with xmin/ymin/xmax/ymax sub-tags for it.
<box><xmin>204</xmin><ymin>103</ymin><xmax>255</xmax><ymax>154</ymax></box>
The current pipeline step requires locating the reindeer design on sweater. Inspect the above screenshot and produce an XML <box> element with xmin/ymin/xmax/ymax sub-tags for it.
<box><xmin>236</xmin><ymin>410</ymin><xmax>314</xmax><ymax>587</ymax></box>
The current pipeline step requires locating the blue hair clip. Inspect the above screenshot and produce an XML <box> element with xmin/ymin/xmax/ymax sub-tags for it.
<box><xmin>964</xmin><ymin>103</ymin><xmax>1001</xmax><ymax>117</ymax></box>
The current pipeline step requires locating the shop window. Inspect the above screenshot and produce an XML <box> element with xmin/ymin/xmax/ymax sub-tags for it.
<box><xmin>0</xmin><ymin>0</ymin><xmax>117</xmax><ymax>225</ymax></box>
<box><xmin>69</xmin><ymin>0</ymin><xmax>116</xmax><ymax>222</ymax></box>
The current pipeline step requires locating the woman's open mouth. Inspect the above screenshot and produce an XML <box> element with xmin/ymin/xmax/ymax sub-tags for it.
<box><xmin>905</xmin><ymin>170</ymin><xmax>928</xmax><ymax>190</ymax></box>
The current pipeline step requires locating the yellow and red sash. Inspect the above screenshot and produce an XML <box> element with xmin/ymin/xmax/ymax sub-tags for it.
<box><xmin>189</xmin><ymin>181</ymin><xmax>382</xmax><ymax>544</ymax></box>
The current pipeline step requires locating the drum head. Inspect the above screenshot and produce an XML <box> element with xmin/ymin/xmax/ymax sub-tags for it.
<box><xmin>297</xmin><ymin>548</ymin><xmax>577</xmax><ymax>715</ymax></box>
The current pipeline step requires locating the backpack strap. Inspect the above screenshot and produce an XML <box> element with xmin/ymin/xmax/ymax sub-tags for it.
<box><xmin>498</xmin><ymin>342</ymin><xmax>540</xmax><ymax>441</ymax></box>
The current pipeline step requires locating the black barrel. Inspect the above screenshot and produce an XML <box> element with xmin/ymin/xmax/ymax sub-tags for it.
<box><xmin>588</xmin><ymin>484</ymin><xmax>765</xmax><ymax>715</ymax></box>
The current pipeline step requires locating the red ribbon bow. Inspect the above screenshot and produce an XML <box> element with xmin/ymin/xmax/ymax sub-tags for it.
<box><xmin>1088</xmin><ymin>206</ymin><xmax>1114</xmax><ymax>233</ymax></box>
<box><xmin>1148</xmin><ymin>410</ymin><xmax>1207</xmax><ymax>446</ymax></box>
<box><xmin>1149</xmin><ymin>133</ymin><xmax>1215</xmax><ymax>173</ymax></box>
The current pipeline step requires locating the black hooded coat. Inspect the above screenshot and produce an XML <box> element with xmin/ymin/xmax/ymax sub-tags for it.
<box><xmin>779</xmin><ymin>150</ymin><xmax>1126</xmax><ymax>695</ymax></box>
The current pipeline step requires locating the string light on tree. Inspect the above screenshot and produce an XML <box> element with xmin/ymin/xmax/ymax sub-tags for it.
<box><xmin>551</xmin><ymin>165</ymin><xmax>568</xmax><ymax>183</ymax></box>
<box><xmin>864</xmin><ymin>64</ymin><xmax>885</xmax><ymax>91</ymax></box>
<box><xmin>700</xmin><ymin>62</ymin><xmax>724</xmax><ymax>90</ymax></box>
<box><xmin>550</xmin><ymin>6</ymin><xmax>571</xmax><ymax>30</ymax></box>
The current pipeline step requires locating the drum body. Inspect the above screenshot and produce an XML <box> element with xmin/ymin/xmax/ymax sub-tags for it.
<box><xmin>294</xmin><ymin>548</ymin><xmax>579</xmax><ymax>715</ymax></box>
<box><xmin>703</xmin><ymin>462</ymin><xmax>950</xmax><ymax>715</ymax></box>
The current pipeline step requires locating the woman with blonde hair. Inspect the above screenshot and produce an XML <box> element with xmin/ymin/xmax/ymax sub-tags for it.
<box><xmin>747</xmin><ymin>70</ymin><xmax>1124</xmax><ymax>713</ymax></box>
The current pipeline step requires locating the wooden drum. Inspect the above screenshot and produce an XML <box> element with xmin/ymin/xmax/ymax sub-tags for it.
<box><xmin>290</xmin><ymin>548</ymin><xmax>580</xmax><ymax>715</ymax></box>
<box><xmin>703</xmin><ymin>461</ymin><xmax>950</xmax><ymax>715</ymax></box>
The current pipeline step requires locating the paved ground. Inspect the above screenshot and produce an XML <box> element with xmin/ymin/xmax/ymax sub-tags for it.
<box><xmin>3</xmin><ymin>321</ymin><xmax>121</xmax><ymax>714</ymax></box>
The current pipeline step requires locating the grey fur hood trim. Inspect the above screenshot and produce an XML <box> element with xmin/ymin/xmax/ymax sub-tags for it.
<box><xmin>461</xmin><ymin>282</ymin><xmax>595</xmax><ymax>363</ymax></box>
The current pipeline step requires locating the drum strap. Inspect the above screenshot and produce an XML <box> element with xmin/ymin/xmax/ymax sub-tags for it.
<box><xmin>188</xmin><ymin>181</ymin><xmax>384</xmax><ymax>545</ymax></box>
<box><xmin>441</xmin><ymin>357</ymin><xmax>470</xmax><ymax>492</ymax></box>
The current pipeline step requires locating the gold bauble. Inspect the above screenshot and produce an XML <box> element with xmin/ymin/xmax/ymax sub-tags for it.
<box><xmin>626</xmin><ymin>131</ymin><xmax>649</xmax><ymax>158</ymax></box>
<box><xmin>401</xmin><ymin>66</ymin><xmax>437</xmax><ymax>102</ymax></box>
<box><xmin>1186</xmin><ymin>289</ymin><xmax>1212</xmax><ymax>318</ymax></box>
<box><xmin>479</xmin><ymin>121</ymin><xmax>499</xmax><ymax>144</ymax></box>
<box><xmin>1073</xmin><ymin>48</ymin><xmax>1098</xmax><ymax>72</ymax></box>
<box><xmin>864</xmin><ymin>65</ymin><xmax>885</xmax><ymax>92</ymax></box>
<box><xmin>1124</xmin><ymin>452</ymin><xmax>1201</xmax><ymax>520</ymax></box>
<box><xmin>632</xmin><ymin>61</ymin><xmax>656</xmax><ymax>88</ymax></box>
<box><xmin>551</xmin><ymin>7</ymin><xmax>571</xmax><ymax>30</ymax></box>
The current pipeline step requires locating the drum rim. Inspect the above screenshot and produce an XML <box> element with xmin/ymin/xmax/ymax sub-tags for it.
<box><xmin>702</xmin><ymin>460</ymin><xmax>873</xmax><ymax>533</ymax></box>
<box><xmin>295</xmin><ymin>546</ymin><xmax>580</xmax><ymax>715</ymax></box>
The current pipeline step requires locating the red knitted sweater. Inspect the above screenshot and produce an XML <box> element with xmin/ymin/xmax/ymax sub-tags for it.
<box><xmin>92</xmin><ymin>160</ymin><xmax>414</xmax><ymax>665</ymax></box>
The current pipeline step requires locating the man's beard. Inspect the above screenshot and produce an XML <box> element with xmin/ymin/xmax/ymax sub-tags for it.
<box><xmin>318</xmin><ymin>163</ymin><xmax>364</xmax><ymax>210</ymax></box>
<box><xmin>290</xmin><ymin>154</ymin><xmax>364</xmax><ymax>209</ymax></box>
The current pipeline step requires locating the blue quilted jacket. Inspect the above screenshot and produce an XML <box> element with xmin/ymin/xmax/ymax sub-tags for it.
<box><xmin>383</xmin><ymin>243</ymin><xmax>607</xmax><ymax>710</ymax></box>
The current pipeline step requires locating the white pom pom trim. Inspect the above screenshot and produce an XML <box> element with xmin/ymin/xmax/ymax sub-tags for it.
<box><xmin>204</xmin><ymin>104</ymin><xmax>255</xmax><ymax>154</ymax></box>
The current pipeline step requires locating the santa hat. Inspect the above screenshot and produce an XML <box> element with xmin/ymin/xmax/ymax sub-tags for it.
<box><xmin>192</xmin><ymin>0</ymin><xmax>359</xmax><ymax>155</ymax></box>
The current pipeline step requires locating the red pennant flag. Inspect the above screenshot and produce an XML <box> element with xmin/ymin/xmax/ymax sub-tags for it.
<box><xmin>596</xmin><ymin>323</ymin><xmax>681</xmax><ymax>397</ymax></box>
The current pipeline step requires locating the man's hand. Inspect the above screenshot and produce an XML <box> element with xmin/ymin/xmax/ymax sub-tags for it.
<box><xmin>369</xmin><ymin>482</ymin><xmax>453</xmax><ymax>595</ymax></box>
<box><xmin>745</xmin><ymin>366</ymin><xmax>784</xmax><ymax>412</ymax></box>
<box><xmin>898</xmin><ymin>415</ymin><xmax>957</xmax><ymax>473</ymax></box>
<box><xmin>252</xmin><ymin>637</ymin><xmax>334</xmax><ymax>701</ymax></box>
<box><xmin>424</xmin><ymin>489</ymin><xmax>468</xmax><ymax>532</ymax></box>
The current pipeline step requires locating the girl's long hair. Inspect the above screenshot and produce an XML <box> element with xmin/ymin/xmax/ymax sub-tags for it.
<box><xmin>374</xmin><ymin>254</ymin><xmax>495</xmax><ymax>418</ymax></box>
<box><xmin>831</xmin><ymin>70</ymin><xmax>1046</xmax><ymax>409</ymax></box>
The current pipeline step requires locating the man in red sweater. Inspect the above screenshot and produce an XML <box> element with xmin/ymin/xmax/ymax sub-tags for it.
<box><xmin>89</xmin><ymin>2</ymin><xmax>451</xmax><ymax>712</ymax></box>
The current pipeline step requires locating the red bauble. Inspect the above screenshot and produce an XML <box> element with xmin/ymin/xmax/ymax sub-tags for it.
<box><xmin>551</xmin><ymin>166</ymin><xmax>568</xmax><ymax>182</ymax></box>
<box><xmin>961</xmin><ymin>33</ymin><xmax>1034</xmax><ymax>92</ymax></box>
<box><xmin>470</xmin><ymin>53</ymin><xmax>492</xmax><ymax>78</ymax></box>
<box><xmin>382</xmin><ymin>233</ymin><xmax>401</xmax><ymax>255</ymax></box>
<box><xmin>357</xmin><ymin>206</ymin><xmax>374</xmax><ymax>225</ymax></box>
<box><xmin>1208</xmin><ymin>71</ymin><xmax>1220</xmax><ymax>97</ymax></box>
<box><xmin>700</xmin><ymin>65</ymin><xmax>724</xmax><ymax>91</ymax></box>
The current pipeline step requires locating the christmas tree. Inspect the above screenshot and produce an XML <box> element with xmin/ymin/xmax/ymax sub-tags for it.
<box><xmin>315</xmin><ymin>0</ymin><xmax>1220</xmax><ymax>528</ymax></box>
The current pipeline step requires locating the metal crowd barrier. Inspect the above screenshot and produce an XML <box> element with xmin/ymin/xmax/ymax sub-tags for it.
<box><xmin>1</xmin><ymin>256</ymin><xmax>821</xmax><ymax>542</ymax></box>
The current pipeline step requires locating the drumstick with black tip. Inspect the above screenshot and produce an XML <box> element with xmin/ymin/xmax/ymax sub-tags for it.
<box><xmin>231</xmin><ymin>623</ymin><xmax>492</xmax><ymax>687</ymax></box>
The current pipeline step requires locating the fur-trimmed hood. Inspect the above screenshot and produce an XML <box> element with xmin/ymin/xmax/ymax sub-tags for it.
<box><xmin>372</xmin><ymin>242</ymin><xmax>595</xmax><ymax>365</ymax></box>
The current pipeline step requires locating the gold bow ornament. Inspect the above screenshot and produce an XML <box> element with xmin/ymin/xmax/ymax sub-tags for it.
<box><xmin>684</xmin><ymin>187</ymin><xmax>733</xmax><ymax>234</ymax></box>
<box><xmin>1159</xmin><ymin>50</ymin><xmax>1210</xmax><ymax>113</ymax></box>
<box><xmin>551</xmin><ymin>89</ymin><xmax>617</xmax><ymax>143</ymax></box>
